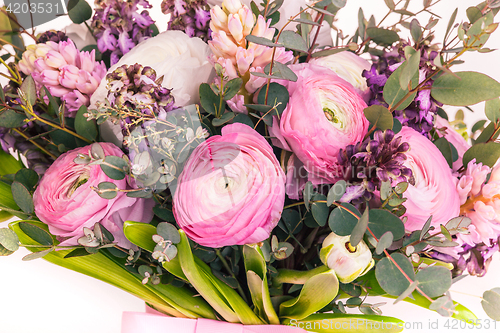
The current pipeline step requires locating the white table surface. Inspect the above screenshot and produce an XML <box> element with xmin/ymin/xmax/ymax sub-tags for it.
<box><xmin>1</xmin><ymin>0</ymin><xmax>500</xmax><ymax>332</ymax></box>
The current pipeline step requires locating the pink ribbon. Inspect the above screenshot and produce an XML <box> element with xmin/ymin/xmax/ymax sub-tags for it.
<box><xmin>121</xmin><ymin>311</ymin><xmax>307</xmax><ymax>333</ymax></box>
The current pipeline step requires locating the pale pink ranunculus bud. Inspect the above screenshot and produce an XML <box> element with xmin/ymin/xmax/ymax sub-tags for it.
<box><xmin>17</xmin><ymin>39</ymin><xmax>106</xmax><ymax>117</ymax></box>
<box><xmin>33</xmin><ymin>143</ymin><xmax>155</xmax><ymax>247</ymax></box>
<box><xmin>396</xmin><ymin>126</ymin><xmax>460</xmax><ymax>232</ymax></box>
<box><xmin>173</xmin><ymin>123</ymin><xmax>286</xmax><ymax>248</ymax></box>
<box><xmin>310</xmin><ymin>51</ymin><xmax>372</xmax><ymax>102</ymax></box>
<box><xmin>320</xmin><ymin>232</ymin><xmax>374</xmax><ymax>284</ymax></box>
<box><xmin>269</xmin><ymin>63</ymin><xmax>369</xmax><ymax>186</ymax></box>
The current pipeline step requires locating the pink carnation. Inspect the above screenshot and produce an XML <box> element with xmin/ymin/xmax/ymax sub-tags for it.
<box><xmin>270</xmin><ymin>63</ymin><xmax>369</xmax><ymax>188</ymax></box>
<box><xmin>173</xmin><ymin>123</ymin><xmax>285</xmax><ymax>247</ymax></box>
<box><xmin>396</xmin><ymin>127</ymin><xmax>460</xmax><ymax>232</ymax></box>
<box><xmin>33</xmin><ymin>143</ymin><xmax>154</xmax><ymax>247</ymax></box>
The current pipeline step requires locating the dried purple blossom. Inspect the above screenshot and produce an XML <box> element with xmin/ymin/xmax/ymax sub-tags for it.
<box><xmin>337</xmin><ymin>129</ymin><xmax>414</xmax><ymax>203</ymax></box>
<box><xmin>37</xmin><ymin>30</ymin><xmax>68</xmax><ymax>44</ymax></box>
<box><xmin>92</xmin><ymin>0</ymin><xmax>155</xmax><ymax>65</ymax></box>
<box><xmin>363</xmin><ymin>43</ymin><xmax>442</xmax><ymax>137</ymax></box>
<box><xmin>161</xmin><ymin>0</ymin><xmax>211</xmax><ymax>41</ymax></box>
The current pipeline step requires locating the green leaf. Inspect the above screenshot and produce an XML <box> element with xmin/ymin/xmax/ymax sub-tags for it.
<box><xmin>153</xmin><ymin>206</ymin><xmax>175</xmax><ymax>222</ymax></box>
<box><xmin>282</xmin><ymin>313</ymin><xmax>404</xmax><ymax>333</ymax></box>
<box><xmin>399</xmin><ymin>48</ymin><xmax>421</xmax><ymax>90</ymax></box>
<box><xmin>485</xmin><ymin>98</ymin><xmax>500</xmax><ymax>123</ymax></box>
<box><xmin>0</xmin><ymin>243</ymin><xmax>14</xmax><ymax>256</ymax></box>
<box><xmin>415</xmin><ymin>266</ymin><xmax>452</xmax><ymax>298</ymax></box>
<box><xmin>383</xmin><ymin>62</ymin><xmax>419</xmax><ymax>110</ymax></box>
<box><xmin>375</xmin><ymin>231</ymin><xmax>393</xmax><ymax>255</ymax></box>
<box><xmin>474</xmin><ymin>121</ymin><xmax>497</xmax><ymax>144</ymax></box>
<box><xmin>419</xmin><ymin>216</ymin><xmax>433</xmax><ymax>240</ymax></box>
<box><xmin>223</xmin><ymin>78</ymin><xmax>243</xmax><ymax>101</ymax></box>
<box><xmin>363</xmin><ymin>105</ymin><xmax>393</xmax><ymax>130</ymax></box>
<box><xmin>329</xmin><ymin>203</ymin><xmax>360</xmax><ymax>236</ymax></box>
<box><xmin>433</xmin><ymin>137</ymin><xmax>453</xmax><ymax>168</ymax></box>
<box><xmin>212</xmin><ymin>112</ymin><xmax>235</xmax><ymax>127</ymax></box>
<box><xmin>327</xmin><ymin>180</ymin><xmax>346</xmax><ymax>206</ymax></box>
<box><xmin>257</xmin><ymin>82</ymin><xmax>289</xmax><ymax>114</ymax></box>
<box><xmin>14</xmin><ymin>169</ymin><xmax>38</xmax><ymax>192</ymax></box>
<box><xmin>75</xmin><ymin>105</ymin><xmax>97</xmax><ymax>141</ymax></box>
<box><xmin>384</xmin><ymin>0</ymin><xmax>395</xmax><ymax>10</ymax></box>
<box><xmin>0</xmin><ymin>181</ymin><xmax>20</xmax><ymax>212</ymax></box>
<box><xmin>463</xmin><ymin>142</ymin><xmax>500</xmax><ymax>168</ymax></box>
<box><xmin>281</xmin><ymin>209</ymin><xmax>302</xmax><ymax>234</ymax></box>
<box><xmin>67</xmin><ymin>0</ymin><xmax>93</xmax><ymax>24</ymax></box>
<box><xmin>0</xmin><ymin>150</ymin><xmax>23</xmax><ymax>175</ymax></box>
<box><xmin>199</xmin><ymin>83</ymin><xmax>220</xmax><ymax>116</ymax></box>
<box><xmin>350</xmin><ymin>208</ymin><xmax>369</xmax><ymax>247</ymax></box>
<box><xmin>279</xmin><ymin>269</ymin><xmax>339</xmax><ymax>320</ymax></box>
<box><xmin>18</xmin><ymin>221</ymin><xmax>53</xmax><ymax>246</ymax></box>
<box><xmin>431</xmin><ymin>72</ymin><xmax>500</xmax><ymax>106</ymax></box>
<box><xmin>277</xmin><ymin>31</ymin><xmax>309</xmax><ymax>52</ymax></box>
<box><xmin>375</xmin><ymin>253</ymin><xmax>415</xmax><ymax>296</ymax></box>
<box><xmin>101</xmin><ymin>156</ymin><xmax>128</xmax><ymax>180</ymax></box>
<box><xmin>96</xmin><ymin>182</ymin><xmax>118</xmax><ymax>199</ymax></box>
<box><xmin>20</xmin><ymin>75</ymin><xmax>36</xmax><ymax>106</ymax></box>
<box><xmin>482</xmin><ymin>288</ymin><xmax>500</xmax><ymax>320</ymax></box>
<box><xmin>22</xmin><ymin>248</ymin><xmax>54</xmax><ymax>261</ymax></box>
<box><xmin>444</xmin><ymin>9</ymin><xmax>458</xmax><ymax>45</ymax></box>
<box><xmin>409</xmin><ymin>19</ymin><xmax>422</xmax><ymax>43</ymax></box>
<box><xmin>177</xmin><ymin>230</ymin><xmax>262</xmax><ymax>324</ymax></box>
<box><xmin>64</xmin><ymin>248</ymin><xmax>92</xmax><ymax>258</ymax></box>
<box><xmin>0</xmin><ymin>228</ymin><xmax>19</xmax><ymax>251</ymax></box>
<box><xmin>243</xmin><ymin>245</ymin><xmax>280</xmax><ymax>324</ymax></box>
<box><xmin>311</xmin><ymin>193</ymin><xmax>328</xmax><ymax>227</ymax></box>
<box><xmin>367</xmin><ymin>209</ymin><xmax>405</xmax><ymax>240</ymax></box>
<box><xmin>270</xmin><ymin>62</ymin><xmax>298</xmax><ymax>82</ymax></box>
<box><xmin>466</xmin><ymin>6</ymin><xmax>482</xmax><ymax>23</ymax></box>
<box><xmin>232</xmin><ymin>113</ymin><xmax>254</xmax><ymax>127</ymax></box>
<box><xmin>124</xmin><ymin>221</ymin><xmax>157</xmax><ymax>251</ymax></box>
<box><xmin>157</xmin><ymin>222</ymin><xmax>180</xmax><ymax>244</ymax></box>
<box><xmin>11</xmin><ymin>181</ymin><xmax>33</xmax><ymax>214</ymax></box>
<box><xmin>303</xmin><ymin>181</ymin><xmax>314</xmax><ymax>211</ymax></box>
<box><xmin>0</xmin><ymin>109</ymin><xmax>27</xmax><ymax>128</ymax></box>
<box><xmin>366</xmin><ymin>27</ymin><xmax>400</xmax><ymax>45</ymax></box>
<box><xmin>10</xmin><ymin>220</ymin><xmax>211</xmax><ymax>319</ymax></box>
<box><xmin>245</xmin><ymin>35</ymin><xmax>282</xmax><ymax>48</ymax></box>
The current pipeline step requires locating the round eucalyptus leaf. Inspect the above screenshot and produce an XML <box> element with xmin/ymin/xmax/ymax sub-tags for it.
<box><xmin>415</xmin><ymin>266</ymin><xmax>452</xmax><ymax>298</ymax></box>
<box><xmin>375</xmin><ymin>252</ymin><xmax>415</xmax><ymax>296</ymax></box>
<box><xmin>156</xmin><ymin>222</ymin><xmax>180</xmax><ymax>244</ymax></box>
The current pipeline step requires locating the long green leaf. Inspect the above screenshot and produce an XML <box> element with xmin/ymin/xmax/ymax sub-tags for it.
<box><xmin>280</xmin><ymin>269</ymin><xmax>339</xmax><ymax>320</ymax></box>
<box><xmin>177</xmin><ymin>230</ymin><xmax>262</xmax><ymax>324</ymax></box>
<box><xmin>9</xmin><ymin>220</ymin><xmax>190</xmax><ymax>318</ymax></box>
<box><xmin>243</xmin><ymin>244</ymin><xmax>279</xmax><ymax>324</ymax></box>
<box><xmin>0</xmin><ymin>150</ymin><xmax>23</xmax><ymax>175</ymax></box>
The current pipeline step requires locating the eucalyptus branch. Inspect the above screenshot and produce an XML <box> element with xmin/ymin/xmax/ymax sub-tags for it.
<box><xmin>305</xmin><ymin>5</ymin><xmax>328</xmax><ymax>63</ymax></box>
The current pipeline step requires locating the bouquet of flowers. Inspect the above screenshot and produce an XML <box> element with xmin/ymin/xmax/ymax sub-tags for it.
<box><xmin>1</xmin><ymin>0</ymin><xmax>500</xmax><ymax>331</ymax></box>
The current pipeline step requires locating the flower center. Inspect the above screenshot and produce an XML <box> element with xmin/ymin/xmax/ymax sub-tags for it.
<box><xmin>345</xmin><ymin>241</ymin><xmax>357</xmax><ymax>253</ymax></box>
<box><xmin>67</xmin><ymin>170</ymin><xmax>90</xmax><ymax>198</ymax></box>
<box><xmin>319</xmin><ymin>92</ymin><xmax>346</xmax><ymax>130</ymax></box>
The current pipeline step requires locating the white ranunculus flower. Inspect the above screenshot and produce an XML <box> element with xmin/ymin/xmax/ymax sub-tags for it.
<box><xmin>90</xmin><ymin>30</ymin><xmax>214</xmax><ymax>109</ymax></box>
<box><xmin>310</xmin><ymin>51</ymin><xmax>372</xmax><ymax>102</ymax></box>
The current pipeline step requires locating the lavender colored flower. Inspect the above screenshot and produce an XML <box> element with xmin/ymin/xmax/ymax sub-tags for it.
<box><xmin>337</xmin><ymin>129</ymin><xmax>414</xmax><ymax>203</ymax></box>
<box><xmin>363</xmin><ymin>43</ymin><xmax>442</xmax><ymax>137</ymax></box>
<box><xmin>92</xmin><ymin>0</ymin><xmax>155</xmax><ymax>65</ymax></box>
<box><xmin>161</xmin><ymin>0</ymin><xmax>211</xmax><ymax>41</ymax></box>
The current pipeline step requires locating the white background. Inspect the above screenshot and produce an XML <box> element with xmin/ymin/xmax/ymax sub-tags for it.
<box><xmin>1</xmin><ymin>0</ymin><xmax>500</xmax><ymax>332</ymax></box>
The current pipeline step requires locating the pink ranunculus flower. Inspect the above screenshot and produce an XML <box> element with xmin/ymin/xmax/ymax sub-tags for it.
<box><xmin>396</xmin><ymin>127</ymin><xmax>460</xmax><ymax>232</ymax></box>
<box><xmin>270</xmin><ymin>63</ymin><xmax>369</xmax><ymax>188</ymax></box>
<box><xmin>434</xmin><ymin>115</ymin><xmax>471</xmax><ymax>172</ymax></box>
<box><xmin>173</xmin><ymin>123</ymin><xmax>286</xmax><ymax>248</ymax></box>
<box><xmin>33</xmin><ymin>143</ymin><xmax>155</xmax><ymax>247</ymax></box>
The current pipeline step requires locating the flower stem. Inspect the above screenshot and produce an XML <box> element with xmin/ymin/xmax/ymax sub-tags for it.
<box><xmin>215</xmin><ymin>249</ymin><xmax>249</xmax><ymax>303</ymax></box>
<box><xmin>12</xmin><ymin>128</ymin><xmax>58</xmax><ymax>160</ymax></box>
